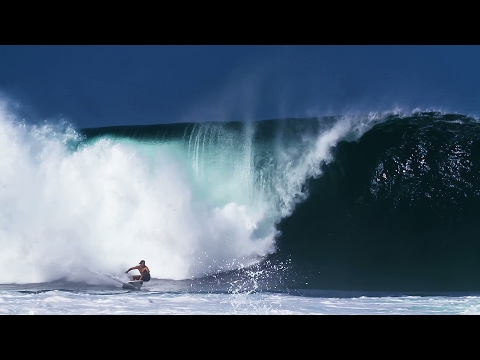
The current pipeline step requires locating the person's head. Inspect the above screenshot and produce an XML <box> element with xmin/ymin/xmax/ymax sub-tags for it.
<box><xmin>139</xmin><ymin>260</ymin><xmax>145</xmax><ymax>266</ymax></box>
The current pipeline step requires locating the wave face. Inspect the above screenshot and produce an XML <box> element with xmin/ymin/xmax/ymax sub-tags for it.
<box><xmin>275</xmin><ymin>112</ymin><xmax>480</xmax><ymax>292</ymax></box>
<box><xmin>2</xmin><ymin>108</ymin><xmax>480</xmax><ymax>291</ymax></box>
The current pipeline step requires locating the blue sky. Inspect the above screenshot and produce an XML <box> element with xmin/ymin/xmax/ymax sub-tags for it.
<box><xmin>0</xmin><ymin>45</ymin><xmax>479</xmax><ymax>128</ymax></box>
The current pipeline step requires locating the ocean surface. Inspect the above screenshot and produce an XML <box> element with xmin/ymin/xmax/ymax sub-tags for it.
<box><xmin>2</xmin><ymin>108</ymin><xmax>480</xmax><ymax>314</ymax></box>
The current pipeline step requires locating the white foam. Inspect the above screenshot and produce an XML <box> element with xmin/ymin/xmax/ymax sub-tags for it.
<box><xmin>0</xmin><ymin>108</ymin><xmax>278</xmax><ymax>283</ymax></box>
<box><xmin>0</xmin><ymin>289</ymin><xmax>478</xmax><ymax>314</ymax></box>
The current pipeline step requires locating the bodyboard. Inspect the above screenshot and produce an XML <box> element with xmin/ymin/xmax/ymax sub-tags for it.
<box><xmin>122</xmin><ymin>280</ymin><xmax>143</xmax><ymax>290</ymax></box>
<box><xmin>103</xmin><ymin>273</ymin><xmax>143</xmax><ymax>290</ymax></box>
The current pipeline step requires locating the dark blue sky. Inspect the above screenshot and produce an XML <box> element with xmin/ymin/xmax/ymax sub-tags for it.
<box><xmin>0</xmin><ymin>45</ymin><xmax>479</xmax><ymax>128</ymax></box>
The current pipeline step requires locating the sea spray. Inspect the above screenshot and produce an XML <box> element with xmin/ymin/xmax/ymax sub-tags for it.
<box><xmin>0</xmin><ymin>105</ymin><xmax>401</xmax><ymax>285</ymax></box>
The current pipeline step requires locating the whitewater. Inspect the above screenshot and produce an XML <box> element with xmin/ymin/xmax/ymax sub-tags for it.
<box><xmin>2</xmin><ymin>102</ymin><xmax>480</xmax><ymax>314</ymax></box>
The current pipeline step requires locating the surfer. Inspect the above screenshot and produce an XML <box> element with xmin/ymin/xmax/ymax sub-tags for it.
<box><xmin>125</xmin><ymin>260</ymin><xmax>151</xmax><ymax>282</ymax></box>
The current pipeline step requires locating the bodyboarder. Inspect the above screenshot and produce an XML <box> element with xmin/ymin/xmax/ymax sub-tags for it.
<box><xmin>125</xmin><ymin>260</ymin><xmax>151</xmax><ymax>282</ymax></box>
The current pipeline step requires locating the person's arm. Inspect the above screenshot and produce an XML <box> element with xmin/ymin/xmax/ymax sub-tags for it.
<box><xmin>125</xmin><ymin>266</ymin><xmax>139</xmax><ymax>273</ymax></box>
